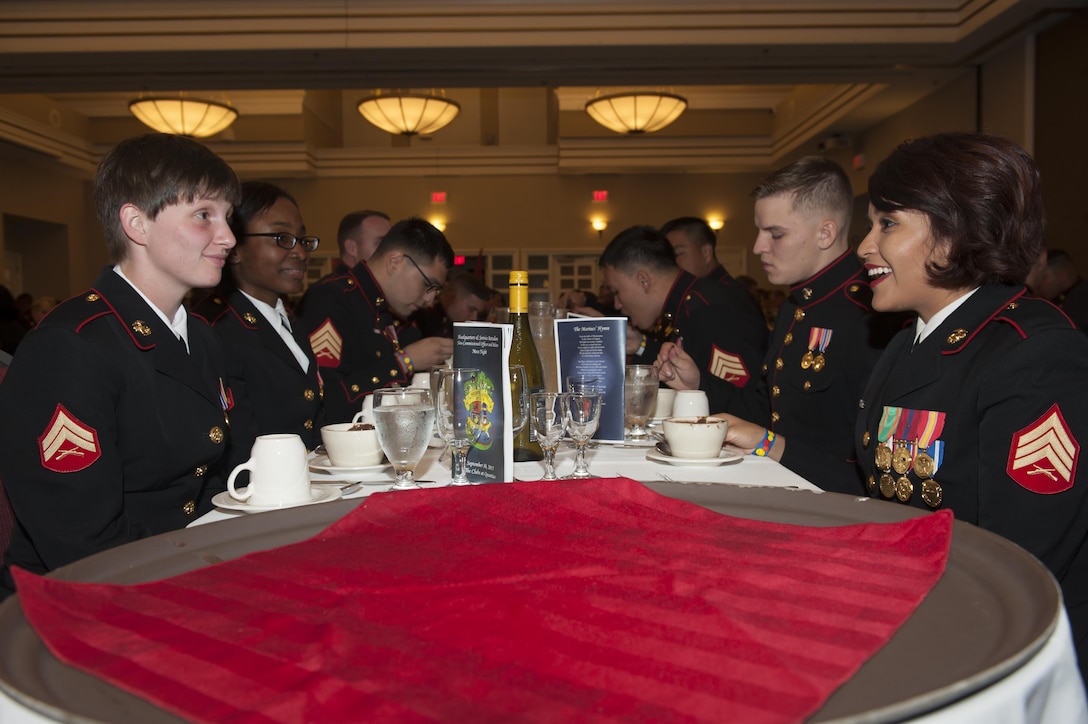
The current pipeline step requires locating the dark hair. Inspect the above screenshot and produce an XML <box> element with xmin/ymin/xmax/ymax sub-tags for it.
<box><xmin>660</xmin><ymin>217</ymin><xmax>716</xmax><ymax>250</ymax></box>
<box><xmin>337</xmin><ymin>210</ymin><xmax>390</xmax><ymax>255</ymax></box>
<box><xmin>447</xmin><ymin>270</ymin><xmax>492</xmax><ymax>301</ymax></box>
<box><xmin>868</xmin><ymin>133</ymin><xmax>1044</xmax><ymax>288</ymax></box>
<box><xmin>229</xmin><ymin>181</ymin><xmax>300</xmax><ymax>243</ymax></box>
<box><xmin>598</xmin><ymin>225</ymin><xmax>678</xmax><ymax>274</ymax></box>
<box><xmin>372</xmin><ymin>217</ymin><xmax>454</xmax><ymax>268</ymax></box>
<box><xmin>752</xmin><ymin>156</ymin><xmax>853</xmax><ymax>234</ymax></box>
<box><xmin>94</xmin><ymin>133</ymin><xmax>241</xmax><ymax>261</ymax></box>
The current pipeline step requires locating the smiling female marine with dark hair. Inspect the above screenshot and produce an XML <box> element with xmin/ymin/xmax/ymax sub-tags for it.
<box><xmin>856</xmin><ymin>132</ymin><xmax>1088</xmax><ymax>680</ymax></box>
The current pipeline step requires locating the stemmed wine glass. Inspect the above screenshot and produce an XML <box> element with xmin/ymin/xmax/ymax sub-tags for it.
<box><xmin>508</xmin><ymin>364</ymin><xmax>530</xmax><ymax>437</ymax></box>
<box><xmin>624</xmin><ymin>364</ymin><xmax>659</xmax><ymax>441</ymax></box>
<box><xmin>563</xmin><ymin>392</ymin><xmax>601</xmax><ymax>479</ymax></box>
<box><xmin>434</xmin><ymin>367</ymin><xmax>481</xmax><ymax>486</ymax></box>
<box><xmin>531</xmin><ymin>392</ymin><xmax>566</xmax><ymax>481</ymax></box>
<box><xmin>372</xmin><ymin>387</ymin><xmax>435</xmax><ymax>490</ymax></box>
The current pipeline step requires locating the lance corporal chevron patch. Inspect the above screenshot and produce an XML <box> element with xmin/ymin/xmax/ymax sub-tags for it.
<box><xmin>309</xmin><ymin>319</ymin><xmax>343</xmax><ymax>367</ymax></box>
<box><xmin>708</xmin><ymin>345</ymin><xmax>750</xmax><ymax>387</ymax></box>
<box><xmin>38</xmin><ymin>404</ymin><xmax>101</xmax><ymax>473</ymax></box>
<box><xmin>1007</xmin><ymin>403</ymin><xmax>1079</xmax><ymax>494</ymax></box>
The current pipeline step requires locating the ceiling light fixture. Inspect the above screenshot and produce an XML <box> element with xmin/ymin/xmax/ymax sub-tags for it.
<box><xmin>128</xmin><ymin>97</ymin><xmax>238</xmax><ymax>138</ymax></box>
<box><xmin>585</xmin><ymin>92</ymin><xmax>687</xmax><ymax>135</ymax></box>
<box><xmin>357</xmin><ymin>92</ymin><xmax>461</xmax><ymax>136</ymax></box>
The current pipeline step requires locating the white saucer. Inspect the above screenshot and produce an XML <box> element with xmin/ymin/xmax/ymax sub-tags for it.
<box><xmin>308</xmin><ymin>454</ymin><xmax>391</xmax><ymax>475</ymax></box>
<box><xmin>602</xmin><ymin>436</ymin><xmax>657</xmax><ymax>448</ymax></box>
<box><xmin>646</xmin><ymin>449</ymin><xmax>744</xmax><ymax>467</ymax></box>
<box><xmin>212</xmin><ymin>485</ymin><xmax>342</xmax><ymax>513</ymax></box>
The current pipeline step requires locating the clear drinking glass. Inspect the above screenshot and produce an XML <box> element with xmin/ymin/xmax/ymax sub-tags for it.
<box><xmin>530</xmin><ymin>392</ymin><xmax>566</xmax><ymax>481</ymax></box>
<box><xmin>373</xmin><ymin>387</ymin><xmax>435</xmax><ymax>490</ymax></box>
<box><xmin>624</xmin><ymin>364</ymin><xmax>659</xmax><ymax>440</ymax></box>
<box><xmin>563</xmin><ymin>392</ymin><xmax>601</xmax><ymax>479</ymax></box>
<box><xmin>509</xmin><ymin>364</ymin><xmax>529</xmax><ymax>436</ymax></box>
<box><xmin>566</xmin><ymin>374</ymin><xmax>599</xmax><ymax>394</ymax></box>
<box><xmin>434</xmin><ymin>368</ymin><xmax>480</xmax><ymax>486</ymax></box>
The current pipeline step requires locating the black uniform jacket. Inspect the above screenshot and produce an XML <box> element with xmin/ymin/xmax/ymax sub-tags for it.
<box><xmin>752</xmin><ymin>251</ymin><xmax>899</xmax><ymax>491</ymax></box>
<box><xmin>299</xmin><ymin>261</ymin><xmax>418</xmax><ymax>423</ymax></box>
<box><xmin>655</xmin><ymin>271</ymin><xmax>767</xmax><ymax>419</ymax></box>
<box><xmin>856</xmin><ymin>284</ymin><xmax>1088</xmax><ymax>672</ymax></box>
<box><xmin>192</xmin><ymin>289</ymin><xmax>324</xmax><ymax>465</ymax></box>
<box><xmin>0</xmin><ymin>268</ymin><xmax>233</xmax><ymax>598</ymax></box>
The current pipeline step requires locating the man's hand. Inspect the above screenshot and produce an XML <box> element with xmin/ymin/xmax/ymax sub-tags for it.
<box><xmin>655</xmin><ymin>342</ymin><xmax>699</xmax><ymax>390</ymax></box>
<box><xmin>404</xmin><ymin>336</ymin><xmax>454</xmax><ymax>371</ymax></box>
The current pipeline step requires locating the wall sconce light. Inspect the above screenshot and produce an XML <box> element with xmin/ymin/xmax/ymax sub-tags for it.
<box><xmin>591</xmin><ymin>219</ymin><xmax>608</xmax><ymax>239</ymax></box>
<box><xmin>429</xmin><ymin>218</ymin><xmax>447</xmax><ymax>232</ymax></box>
<box><xmin>707</xmin><ymin>218</ymin><xmax>725</xmax><ymax>232</ymax></box>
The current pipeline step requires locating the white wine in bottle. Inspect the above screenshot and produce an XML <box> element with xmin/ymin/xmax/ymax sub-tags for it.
<box><xmin>508</xmin><ymin>271</ymin><xmax>544</xmax><ymax>461</ymax></box>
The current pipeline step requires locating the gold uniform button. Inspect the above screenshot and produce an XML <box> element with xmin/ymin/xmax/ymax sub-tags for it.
<box><xmin>375</xmin><ymin>296</ymin><xmax>384</xmax><ymax>304</ymax></box>
<box><xmin>803</xmin><ymin>381</ymin><xmax>812</xmax><ymax>391</ymax></box>
<box><xmin>376</xmin><ymin>350</ymin><xmax>382</xmax><ymax>358</ymax></box>
<box><xmin>209</xmin><ymin>426</ymin><xmax>224</xmax><ymax>444</ymax></box>
<box><xmin>1007</xmin><ymin>302</ymin><xmax>1019</xmax><ymax>310</ymax></box>
<box><xmin>319</xmin><ymin>387</ymin><xmax>325</xmax><ymax>400</ymax></box>
<box><xmin>304</xmin><ymin>419</ymin><xmax>313</xmax><ymax>430</ymax></box>
<box><xmin>85</xmin><ymin>293</ymin><xmax>100</xmax><ymax>302</ymax></box>
<box><xmin>304</xmin><ymin>389</ymin><xmax>315</xmax><ymax>401</ymax></box>
<box><xmin>370</xmin><ymin>377</ymin><xmax>380</xmax><ymax>384</ymax></box>
<box><xmin>867</xmin><ymin>474</ymin><xmax>876</xmax><ymax>491</ymax></box>
<box><xmin>794</xmin><ymin>308</ymin><xmax>805</xmax><ymax>321</ymax></box>
<box><xmin>771</xmin><ymin>412</ymin><xmax>780</xmax><ymax>424</ymax></box>
<box><xmin>761</xmin><ymin>363</ymin><xmax>768</xmax><ymax>374</ymax></box>
<box><xmin>346</xmin><ymin>278</ymin><xmax>354</xmax><ymax>286</ymax></box>
<box><xmin>775</xmin><ymin>358</ymin><xmax>784</xmax><ymax>370</ymax></box>
<box><xmin>183</xmin><ymin>500</ymin><xmax>196</xmax><ymax>516</ymax></box>
<box><xmin>390</xmin><ymin>369</ymin><xmax>398</xmax><ymax>377</ymax></box>
<box><xmin>771</xmin><ymin>385</ymin><xmax>781</xmax><ymax>398</ymax></box>
<box><xmin>193</xmin><ymin>465</ymin><xmax>208</xmax><ymax>477</ymax></box>
<box><xmin>783</xmin><ymin>332</ymin><xmax>793</xmax><ymax>345</ymax></box>
<box><xmin>352</xmin><ymin>384</ymin><xmax>361</xmax><ymax>392</ymax></box>
<box><xmin>862</xmin><ymin>431</ymin><xmax>871</xmax><ymax>447</ymax></box>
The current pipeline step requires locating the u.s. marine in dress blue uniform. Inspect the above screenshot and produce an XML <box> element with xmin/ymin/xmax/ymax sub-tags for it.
<box><xmin>855</xmin><ymin>284</ymin><xmax>1088</xmax><ymax>675</ymax></box>
<box><xmin>656</xmin><ymin>271</ymin><xmax>768</xmax><ymax>419</ymax></box>
<box><xmin>0</xmin><ymin>268</ymin><xmax>234</xmax><ymax>598</ymax></box>
<box><xmin>748</xmin><ymin>249</ymin><xmax>900</xmax><ymax>492</ymax></box>
<box><xmin>192</xmin><ymin>288</ymin><xmax>324</xmax><ymax>465</ymax></box>
<box><xmin>299</xmin><ymin>261</ymin><xmax>421</xmax><ymax>423</ymax></box>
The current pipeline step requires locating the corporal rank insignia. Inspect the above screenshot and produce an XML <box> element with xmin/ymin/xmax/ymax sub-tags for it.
<box><xmin>708</xmin><ymin>345</ymin><xmax>750</xmax><ymax>387</ymax></box>
<box><xmin>309</xmin><ymin>319</ymin><xmax>343</xmax><ymax>367</ymax></box>
<box><xmin>1007</xmin><ymin>403</ymin><xmax>1079</xmax><ymax>494</ymax></box>
<box><xmin>38</xmin><ymin>404</ymin><xmax>101</xmax><ymax>473</ymax></box>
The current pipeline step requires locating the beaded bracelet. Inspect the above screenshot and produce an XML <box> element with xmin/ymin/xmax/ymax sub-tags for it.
<box><xmin>636</xmin><ymin>333</ymin><xmax>647</xmax><ymax>357</ymax></box>
<box><xmin>752</xmin><ymin>429</ymin><xmax>777</xmax><ymax>457</ymax></box>
<box><xmin>398</xmin><ymin>351</ymin><xmax>414</xmax><ymax>375</ymax></box>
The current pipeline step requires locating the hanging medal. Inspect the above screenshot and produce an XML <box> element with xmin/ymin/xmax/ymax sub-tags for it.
<box><xmin>875</xmin><ymin>406</ymin><xmax>901</xmax><ymax>498</ymax></box>
<box><xmin>810</xmin><ymin>328</ymin><xmax>833</xmax><ymax>372</ymax></box>
<box><xmin>920</xmin><ymin>440</ymin><xmax>946</xmax><ymax>508</ymax></box>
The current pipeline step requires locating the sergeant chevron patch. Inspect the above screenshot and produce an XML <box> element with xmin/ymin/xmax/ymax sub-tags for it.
<box><xmin>708</xmin><ymin>345</ymin><xmax>750</xmax><ymax>387</ymax></box>
<box><xmin>1007</xmin><ymin>403</ymin><xmax>1079</xmax><ymax>494</ymax></box>
<box><xmin>38</xmin><ymin>404</ymin><xmax>101</xmax><ymax>473</ymax></box>
<box><xmin>309</xmin><ymin>319</ymin><xmax>343</xmax><ymax>367</ymax></box>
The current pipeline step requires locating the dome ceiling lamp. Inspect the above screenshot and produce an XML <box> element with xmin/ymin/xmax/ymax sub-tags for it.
<box><xmin>584</xmin><ymin>91</ymin><xmax>688</xmax><ymax>135</ymax></box>
<box><xmin>128</xmin><ymin>96</ymin><xmax>238</xmax><ymax>138</ymax></box>
<box><xmin>357</xmin><ymin>91</ymin><xmax>461</xmax><ymax>136</ymax></box>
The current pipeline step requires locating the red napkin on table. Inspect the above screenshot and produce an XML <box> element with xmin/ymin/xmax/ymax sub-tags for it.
<box><xmin>15</xmin><ymin>478</ymin><xmax>951</xmax><ymax>723</ymax></box>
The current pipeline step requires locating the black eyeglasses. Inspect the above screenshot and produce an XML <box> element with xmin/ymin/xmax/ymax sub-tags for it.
<box><xmin>244</xmin><ymin>232</ymin><xmax>320</xmax><ymax>253</ymax></box>
<box><xmin>404</xmin><ymin>255</ymin><xmax>444</xmax><ymax>294</ymax></box>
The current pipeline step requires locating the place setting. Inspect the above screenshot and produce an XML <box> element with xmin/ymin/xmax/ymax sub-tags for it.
<box><xmin>212</xmin><ymin>433</ymin><xmax>345</xmax><ymax>514</ymax></box>
<box><xmin>645</xmin><ymin>414</ymin><xmax>745</xmax><ymax>467</ymax></box>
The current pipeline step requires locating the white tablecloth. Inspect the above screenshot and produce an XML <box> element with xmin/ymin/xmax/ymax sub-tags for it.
<box><xmin>2</xmin><ymin>443</ymin><xmax>1085</xmax><ymax>722</ymax></box>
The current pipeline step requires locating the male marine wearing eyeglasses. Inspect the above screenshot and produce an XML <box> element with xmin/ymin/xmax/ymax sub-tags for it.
<box><xmin>300</xmin><ymin>217</ymin><xmax>455</xmax><ymax>422</ymax></box>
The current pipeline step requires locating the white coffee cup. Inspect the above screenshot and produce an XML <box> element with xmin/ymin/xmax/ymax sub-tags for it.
<box><xmin>672</xmin><ymin>390</ymin><xmax>710</xmax><ymax>417</ymax></box>
<box><xmin>227</xmin><ymin>433</ymin><xmax>311</xmax><ymax>507</ymax></box>
<box><xmin>356</xmin><ymin>395</ymin><xmax>375</xmax><ymax>424</ymax></box>
<box><xmin>654</xmin><ymin>387</ymin><xmax>676</xmax><ymax>419</ymax></box>
<box><xmin>321</xmin><ymin>414</ymin><xmax>384</xmax><ymax>468</ymax></box>
<box><xmin>662</xmin><ymin>416</ymin><xmax>728</xmax><ymax>459</ymax></box>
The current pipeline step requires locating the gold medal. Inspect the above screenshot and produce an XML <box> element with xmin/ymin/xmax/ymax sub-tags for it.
<box><xmin>800</xmin><ymin>351</ymin><xmax>814</xmax><ymax>369</ymax></box>
<box><xmin>913</xmin><ymin>451</ymin><xmax>935</xmax><ymax>479</ymax></box>
<box><xmin>812</xmin><ymin>353</ymin><xmax>826</xmax><ymax>372</ymax></box>
<box><xmin>875</xmin><ymin>444</ymin><xmax>892</xmax><ymax>471</ymax></box>
<box><xmin>921</xmin><ymin>479</ymin><xmax>943</xmax><ymax>508</ymax></box>
<box><xmin>895</xmin><ymin>476</ymin><xmax>914</xmax><ymax>502</ymax></box>
<box><xmin>879</xmin><ymin>473</ymin><xmax>896</xmax><ymax>499</ymax></box>
<box><xmin>892</xmin><ymin>443</ymin><xmax>913</xmax><ymax>475</ymax></box>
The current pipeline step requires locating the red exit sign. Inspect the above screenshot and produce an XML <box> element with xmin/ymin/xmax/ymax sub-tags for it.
<box><xmin>593</xmin><ymin>190</ymin><xmax>608</xmax><ymax>202</ymax></box>
<box><xmin>431</xmin><ymin>191</ymin><xmax>447</xmax><ymax>204</ymax></box>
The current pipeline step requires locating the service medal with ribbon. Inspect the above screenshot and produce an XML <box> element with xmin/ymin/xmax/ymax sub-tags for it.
<box><xmin>879</xmin><ymin>473</ymin><xmax>896</xmax><ymax>499</ymax></box>
<box><xmin>804</xmin><ymin>328</ymin><xmax>833</xmax><ymax>373</ymax></box>
<box><xmin>875</xmin><ymin>407</ymin><xmax>901</xmax><ymax>475</ymax></box>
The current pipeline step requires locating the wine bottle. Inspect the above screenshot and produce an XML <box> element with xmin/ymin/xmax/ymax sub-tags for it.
<box><xmin>508</xmin><ymin>271</ymin><xmax>544</xmax><ymax>461</ymax></box>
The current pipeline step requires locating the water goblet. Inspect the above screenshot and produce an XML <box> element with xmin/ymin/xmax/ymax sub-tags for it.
<box><xmin>509</xmin><ymin>364</ymin><xmax>529</xmax><ymax>436</ymax></box>
<box><xmin>372</xmin><ymin>387</ymin><xmax>435</xmax><ymax>490</ymax></box>
<box><xmin>563</xmin><ymin>391</ymin><xmax>601</xmax><ymax>479</ymax></box>
<box><xmin>530</xmin><ymin>392</ymin><xmax>566</xmax><ymax>481</ymax></box>
<box><xmin>434</xmin><ymin>367</ymin><xmax>480</xmax><ymax>486</ymax></box>
<box><xmin>624</xmin><ymin>364</ymin><xmax>659</xmax><ymax>440</ymax></box>
<box><xmin>566</xmin><ymin>374</ymin><xmax>600</xmax><ymax>394</ymax></box>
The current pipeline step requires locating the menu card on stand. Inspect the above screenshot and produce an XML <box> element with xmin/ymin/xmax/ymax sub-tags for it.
<box><xmin>554</xmin><ymin>315</ymin><xmax>627</xmax><ymax>442</ymax></box>
<box><xmin>453</xmin><ymin>322</ymin><xmax>513</xmax><ymax>483</ymax></box>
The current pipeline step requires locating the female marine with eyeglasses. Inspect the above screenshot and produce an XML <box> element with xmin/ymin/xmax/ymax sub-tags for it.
<box><xmin>192</xmin><ymin>181</ymin><xmax>324</xmax><ymax>466</ymax></box>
